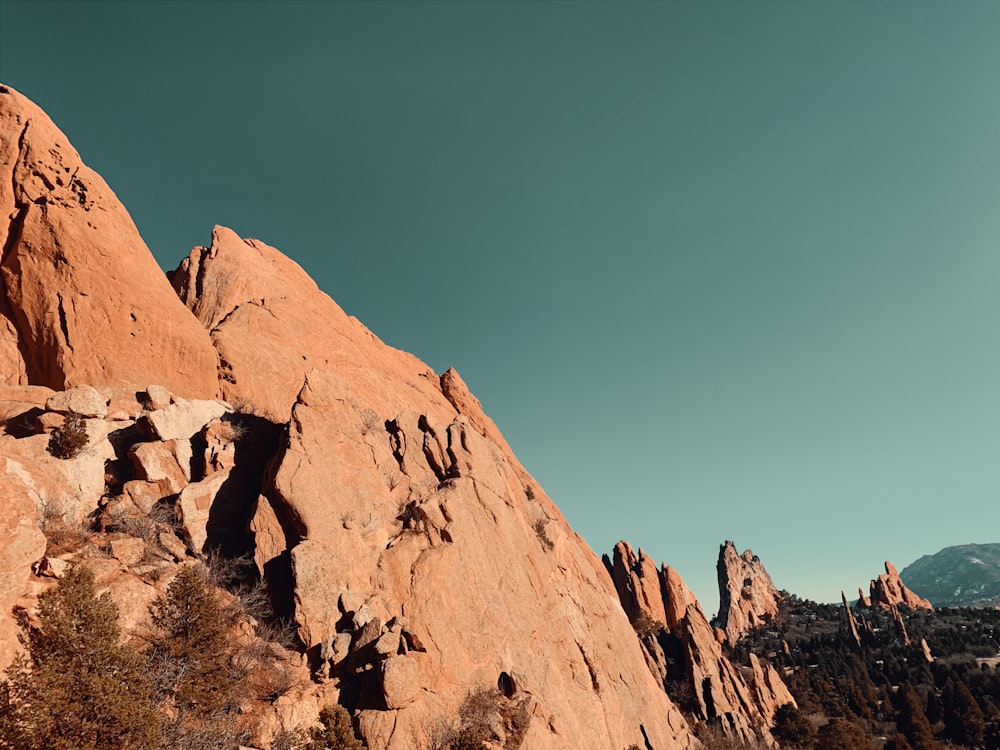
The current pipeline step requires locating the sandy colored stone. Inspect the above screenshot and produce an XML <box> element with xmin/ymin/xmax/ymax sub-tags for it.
<box><xmin>44</xmin><ymin>384</ymin><xmax>107</xmax><ymax>418</ymax></box>
<box><xmin>157</xmin><ymin>531</ymin><xmax>188</xmax><ymax>562</ymax></box>
<box><xmin>0</xmin><ymin>468</ymin><xmax>46</xmax><ymax>669</ymax></box>
<box><xmin>35</xmin><ymin>411</ymin><xmax>63</xmax><ymax>433</ymax></box>
<box><xmin>123</xmin><ymin>479</ymin><xmax>177</xmax><ymax>514</ymax></box>
<box><xmin>145</xmin><ymin>384</ymin><xmax>172</xmax><ymax>410</ymax></box>
<box><xmin>381</xmin><ymin>654</ymin><xmax>421</xmax><ymax>709</ymax></box>
<box><xmin>607</xmin><ymin>541</ymin><xmax>793</xmax><ymax>747</ymax></box>
<box><xmin>663</xmin><ymin>564</ymin><xmax>698</xmax><ymax>630</ymax></box>
<box><xmin>109</xmin><ymin>536</ymin><xmax>146</xmax><ymax>567</ymax></box>
<box><xmin>267</xmin><ymin>370</ymin><xmax>695</xmax><ymax>750</ymax></box>
<box><xmin>171</xmin><ymin>226</ymin><xmax>461</xmax><ymax>425</ymax></box>
<box><xmin>144</xmin><ymin>397</ymin><xmax>228</xmax><ymax>442</ymax></box>
<box><xmin>716</xmin><ymin>540</ymin><xmax>782</xmax><ymax>643</ymax></box>
<box><xmin>176</xmin><ymin>469</ymin><xmax>230</xmax><ymax>553</ymax></box>
<box><xmin>866</xmin><ymin>560</ymin><xmax>933</xmax><ymax>612</ymax></box>
<box><xmin>129</xmin><ymin>441</ymin><xmax>187</xmax><ymax>493</ymax></box>
<box><xmin>0</xmin><ymin>85</ymin><xmax>219</xmax><ymax>398</ymax></box>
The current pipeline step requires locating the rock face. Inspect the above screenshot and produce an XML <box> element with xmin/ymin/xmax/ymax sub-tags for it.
<box><xmin>715</xmin><ymin>540</ymin><xmax>782</xmax><ymax>643</ymax></box>
<box><xmin>169</xmin><ymin>226</ymin><xmax>458</xmax><ymax>426</ymax></box>
<box><xmin>0</xmin><ymin>86</ymin><xmax>700</xmax><ymax>749</ymax></box>
<box><xmin>0</xmin><ymin>85</ymin><xmax>219</xmax><ymax>397</ymax></box>
<box><xmin>257</xmin><ymin>371</ymin><xmax>693</xmax><ymax>750</ymax></box>
<box><xmin>604</xmin><ymin>541</ymin><xmax>795</xmax><ymax>747</ymax></box>
<box><xmin>863</xmin><ymin>561</ymin><xmax>933</xmax><ymax>612</ymax></box>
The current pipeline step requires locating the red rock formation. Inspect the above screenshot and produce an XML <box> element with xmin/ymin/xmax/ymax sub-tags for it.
<box><xmin>0</xmin><ymin>86</ymin><xmax>219</xmax><ymax>397</ymax></box>
<box><xmin>607</xmin><ymin>543</ymin><xmax>668</xmax><ymax>627</ymax></box>
<box><xmin>170</xmin><ymin>226</ymin><xmax>459</xmax><ymax>425</ymax></box>
<box><xmin>716</xmin><ymin>540</ymin><xmax>782</xmax><ymax>643</ymax></box>
<box><xmin>0</xmin><ymin>86</ymin><xmax>704</xmax><ymax>748</ymax></box>
<box><xmin>606</xmin><ymin>541</ymin><xmax>795</xmax><ymax>746</ymax></box>
<box><xmin>857</xmin><ymin>587</ymin><xmax>872</xmax><ymax>609</ymax></box>
<box><xmin>866</xmin><ymin>561</ymin><xmax>933</xmax><ymax>612</ymax></box>
<box><xmin>841</xmin><ymin>591</ymin><xmax>862</xmax><ymax>647</ymax></box>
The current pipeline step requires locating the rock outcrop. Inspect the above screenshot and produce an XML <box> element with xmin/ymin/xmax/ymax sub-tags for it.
<box><xmin>841</xmin><ymin>591</ymin><xmax>862</xmax><ymax>647</ymax></box>
<box><xmin>0</xmin><ymin>85</ymin><xmax>219</xmax><ymax>397</ymax></box>
<box><xmin>715</xmin><ymin>540</ymin><xmax>782</xmax><ymax>643</ymax></box>
<box><xmin>605</xmin><ymin>541</ymin><xmax>795</xmax><ymax>747</ymax></box>
<box><xmin>0</xmin><ymin>86</ymin><xmax>700</xmax><ymax>749</ymax></box>
<box><xmin>861</xmin><ymin>561</ymin><xmax>933</xmax><ymax>612</ymax></box>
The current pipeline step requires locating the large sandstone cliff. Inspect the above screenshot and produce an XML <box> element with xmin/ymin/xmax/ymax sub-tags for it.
<box><xmin>0</xmin><ymin>86</ymin><xmax>219</xmax><ymax>396</ymax></box>
<box><xmin>0</xmin><ymin>85</ymin><xmax>700</xmax><ymax>749</ymax></box>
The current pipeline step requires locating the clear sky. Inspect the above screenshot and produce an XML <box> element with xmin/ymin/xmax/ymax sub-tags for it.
<box><xmin>2</xmin><ymin>0</ymin><xmax>998</xmax><ymax>610</ymax></box>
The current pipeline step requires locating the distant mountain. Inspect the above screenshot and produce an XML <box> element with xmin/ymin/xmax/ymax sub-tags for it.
<box><xmin>901</xmin><ymin>544</ymin><xmax>1000</xmax><ymax>607</ymax></box>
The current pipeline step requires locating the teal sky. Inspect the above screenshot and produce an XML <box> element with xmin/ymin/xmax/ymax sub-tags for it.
<box><xmin>3</xmin><ymin>1</ymin><xmax>999</xmax><ymax>610</ymax></box>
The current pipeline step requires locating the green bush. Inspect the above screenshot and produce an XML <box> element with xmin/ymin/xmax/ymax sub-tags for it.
<box><xmin>0</xmin><ymin>566</ymin><xmax>159</xmax><ymax>749</ymax></box>
<box><xmin>151</xmin><ymin>565</ymin><xmax>233</xmax><ymax>716</ymax></box>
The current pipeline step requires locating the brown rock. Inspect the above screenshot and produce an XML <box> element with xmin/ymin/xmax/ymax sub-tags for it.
<box><xmin>716</xmin><ymin>540</ymin><xmax>782</xmax><ymax>643</ymax></box>
<box><xmin>171</xmin><ymin>226</ymin><xmax>460</xmax><ymax>426</ymax></box>
<box><xmin>856</xmin><ymin>587</ymin><xmax>872</xmax><ymax>609</ymax></box>
<box><xmin>867</xmin><ymin>561</ymin><xmax>933</xmax><ymax>612</ymax></box>
<box><xmin>0</xmin><ymin>468</ymin><xmax>46</xmax><ymax>669</ymax></box>
<box><xmin>144</xmin><ymin>384</ymin><xmax>172</xmax><ymax>410</ymax></box>
<box><xmin>605</xmin><ymin>542</ymin><xmax>667</xmax><ymax>628</ymax></box>
<box><xmin>920</xmin><ymin>637</ymin><xmax>934</xmax><ymax>662</ymax></box>
<box><xmin>265</xmin><ymin>370</ymin><xmax>694</xmax><ymax>750</ymax></box>
<box><xmin>607</xmin><ymin>541</ymin><xmax>793</xmax><ymax>747</ymax></box>
<box><xmin>380</xmin><ymin>654</ymin><xmax>422</xmax><ymax>709</ymax></box>
<box><xmin>176</xmin><ymin>470</ymin><xmax>230</xmax><ymax>553</ymax></box>
<box><xmin>663</xmin><ymin>564</ymin><xmax>699</xmax><ymax>630</ymax></box>
<box><xmin>157</xmin><ymin>531</ymin><xmax>188</xmax><ymax>562</ymax></box>
<box><xmin>109</xmin><ymin>537</ymin><xmax>146</xmax><ymax>567</ymax></box>
<box><xmin>143</xmin><ymin>397</ymin><xmax>228</xmax><ymax>442</ymax></box>
<box><xmin>842</xmin><ymin>590</ymin><xmax>862</xmax><ymax>647</ymax></box>
<box><xmin>44</xmin><ymin>384</ymin><xmax>108</xmax><ymax>418</ymax></box>
<box><xmin>129</xmin><ymin>441</ymin><xmax>187</xmax><ymax>493</ymax></box>
<box><xmin>123</xmin><ymin>479</ymin><xmax>177</xmax><ymax>515</ymax></box>
<box><xmin>0</xmin><ymin>86</ymin><xmax>219</xmax><ymax>397</ymax></box>
<box><xmin>34</xmin><ymin>411</ymin><xmax>64</xmax><ymax>433</ymax></box>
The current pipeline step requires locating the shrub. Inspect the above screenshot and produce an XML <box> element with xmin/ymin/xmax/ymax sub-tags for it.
<box><xmin>151</xmin><ymin>564</ymin><xmax>233</xmax><ymax>716</ymax></box>
<box><xmin>533</xmin><ymin>518</ymin><xmax>554</xmax><ymax>551</ymax></box>
<box><xmin>631</xmin><ymin>610</ymin><xmax>663</xmax><ymax>640</ymax></box>
<box><xmin>47</xmin><ymin>411</ymin><xmax>89</xmax><ymax>459</ymax></box>
<box><xmin>305</xmin><ymin>704</ymin><xmax>366</xmax><ymax>749</ymax></box>
<box><xmin>0</xmin><ymin>566</ymin><xmax>159</xmax><ymax>749</ymax></box>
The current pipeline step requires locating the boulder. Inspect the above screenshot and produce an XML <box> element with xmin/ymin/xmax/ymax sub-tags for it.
<box><xmin>44</xmin><ymin>384</ymin><xmax>107</xmax><ymax>418</ymax></box>
<box><xmin>143</xmin><ymin>397</ymin><xmax>228</xmax><ymax>442</ymax></box>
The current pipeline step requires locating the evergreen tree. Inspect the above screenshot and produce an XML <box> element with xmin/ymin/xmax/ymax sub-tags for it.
<box><xmin>771</xmin><ymin>703</ymin><xmax>816</xmax><ymax>749</ymax></box>
<box><xmin>886</xmin><ymin>733</ymin><xmax>915</xmax><ymax>750</ymax></box>
<box><xmin>942</xmin><ymin>677</ymin><xmax>986</xmax><ymax>747</ymax></box>
<box><xmin>151</xmin><ymin>564</ymin><xmax>232</xmax><ymax>717</ymax></box>
<box><xmin>816</xmin><ymin>717</ymin><xmax>869</xmax><ymax>750</ymax></box>
<box><xmin>0</xmin><ymin>566</ymin><xmax>159</xmax><ymax>750</ymax></box>
<box><xmin>895</xmin><ymin>682</ymin><xmax>939</xmax><ymax>750</ymax></box>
